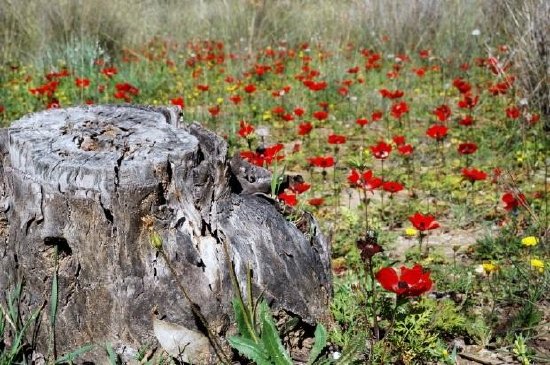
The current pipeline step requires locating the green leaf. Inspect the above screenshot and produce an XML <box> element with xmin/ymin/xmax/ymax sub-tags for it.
<box><xmin>259</xmin><ymin>302</ymin><xmax>293</xmax><ymax>365</ymax></box>
<box><xmin>232</xmin><ymin>298</ymin><xmax>257</xmax><ymax>341</ymax></box>
<box><xmin>307</xmin><ymin>324</ymin><xmax>328</xmax><ymax>365</ymax></box>
<box><xmin>105</xmin><ymin>343</ymin><xmax>120</xmax><ymax>364</ymax></box>
<box><xmin>8</xmin><ymin>307</ymin><xmax>42</xmax><ymax>362</ymax></box>
<box><xmin>50</xmin><ymin>263</ymin><xmax>58</xmax><ymax>327</ymax></box>
<box><xmin>228</xmin><ymin>336</ymin><xmax>270</xmax><ymax>365</ymax></box>
<box><xmin>54</xmin><ymin>344</ymin><xmax>95</xmax><ymax>364</ymax></box>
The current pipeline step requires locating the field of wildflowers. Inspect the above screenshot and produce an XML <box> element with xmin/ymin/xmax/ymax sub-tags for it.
<box><xmin>0</xmin><ymin>1</ymin><xmax>548</xmax><ymax>364</ymax></box>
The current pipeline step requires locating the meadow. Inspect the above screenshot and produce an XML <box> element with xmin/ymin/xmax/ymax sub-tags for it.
<box><xmin>0</xmin><ymin>0</ymin><xmax>548</xmax><ymax>364</ymax></box>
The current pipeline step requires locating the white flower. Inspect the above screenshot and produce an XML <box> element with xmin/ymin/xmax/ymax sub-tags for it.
<box><xmin>472</xmin><ymin>29</ymin><xmax>481</xmax><ymax>36</ymax></box>
<box><xmin>332</xmin><ymin>352</ymin><xmax>342</xmax><ymax>360</ymax></box>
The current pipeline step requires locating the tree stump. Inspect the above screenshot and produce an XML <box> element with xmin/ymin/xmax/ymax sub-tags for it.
<box><xmin>0</xmin><ymin>105</ymin><xmax>331</xmax><ymax>363</ymax></box>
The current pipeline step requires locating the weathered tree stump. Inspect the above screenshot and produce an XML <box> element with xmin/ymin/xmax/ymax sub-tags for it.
<box><xmin>0</xmin><ymin>105</ymin><xmax>331</xmax><ymax>363</ymax></box>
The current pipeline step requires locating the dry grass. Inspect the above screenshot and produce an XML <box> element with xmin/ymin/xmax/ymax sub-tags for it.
<box><xmin>1</xmin><ymin>0</ymin><xmax>546</xmax><ymax>118</ymax></box>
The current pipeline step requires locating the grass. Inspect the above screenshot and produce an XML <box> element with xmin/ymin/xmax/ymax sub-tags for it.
<box><xmin>1</xmin><ymin>0</ymin><xmax>549</xmax><ymax>364</ymax></box>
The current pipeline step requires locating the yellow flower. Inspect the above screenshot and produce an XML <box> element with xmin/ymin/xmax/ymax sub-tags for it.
<box><xmin>482</xmin><ymin>261</ymin><xmax>498</xmax><ymax>274</ymax></box>
<box><xmin>262</xmin><ymin>110</ymin><xmax>272</xmax><ymax>121</ymax></box>
<box><xmin>216</xmin><ymin>97</ymin><xmax>224</xmax><ymax>105</ymax></box>
<box><xmin>405</xmin><ymin>227</ymin><xmax>418</xmax><ymax>237</ymax></box>
<box><xmin>521</xmin><ymin>236</ymin><xmax>539</xmax><ymax>247</ymax></box>
<box><xmin>530</xmin><ymin>259</ymin><xmax>544</xmax><ymax>273</ymax></box>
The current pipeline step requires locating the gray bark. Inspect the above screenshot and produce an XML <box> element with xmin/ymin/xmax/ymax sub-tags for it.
<box><xmin>0</xmin><ymin>105</ymin><xmax>331</xmax><ymax>363</ymax></box>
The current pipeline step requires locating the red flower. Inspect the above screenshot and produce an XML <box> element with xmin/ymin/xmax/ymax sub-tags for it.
<box><xmin>197</xmin><ymin>84</ymin><xmax>209</xmax><ymax>92</ymax></box>
<box><xmin>419</xmin><ymin>49</ymin><xmax>431</xmax><ymax>59</ymax></box>
<box><xmin>338</xmin><ymin>87</ymin><xmax>349</xmax><ymax>96</ymax></box>
<box><xmin>75</xmin><ymin>77</ymin><xmax>90</xmax><ymax>88</ymax></box>
<box><xmin>502</xmin><ymin>192</ymin><xmax>527</xmax><ymax>211</ymax></box>
<box><xmin>347</xmin><ymin>66</ymin><xmax>360</xmax><ymax>74</ymax></box>
<box><xmin>278</xmin><ymin>191</ymin><xmax>297</xmax><ymax>206</ymax></box>
<box><xmin>46</xmin><ymin>98</ymin><xmax>60</xmax><ymax>109</ymax></box>
<box><xmin>100</xmin><ymin>66</ymin><xmax>118</xmax><ymax>78</ymax></box>
<box><xmin>356</xmin><ymin>118</ymin><xmax>368</xmax><ymax>127</ymax></box>
<box><xmin>398</xmin><ymin>144</ymin><xmax>414</xmax><ymax>156</ymax></box>
<box><xmin>379</xmin><ymin>88</ymin><xmax>404</xmax><ymax>99</ymax></box>
<box><xmin>294</xmin><ymin>107</ymin><xmax>305</xmax><ymax>117</ymax></box>
<box><xmin>390</xmin><ymin>101</ymin><xmax>409</xmax><ymax>119</ymax></box>
<box><xmin>208</xmin><ymin>105</ymin><xmax>221</xmax><ymax>117</ymax></box>
<box><xmin>308</xmin><ymin>156</ymin><xmax>335</xmax><ymax>168</ymax></box>
<box><xmin>505</xmin><ymin>106</ymin><xmax>520</xmax><ymax>119</ymax></box>
<box><xmin>452</xmin><ymin>78</ymin><xmax>471</xmax><ymax>94</ymax></box>
<box><xmin>238</xmin><ymin>120</ymin><xmax>255</xmax><ymax>138</ymax></box>
<box><xmin>458</xmin><ymin>115</ymin><xmax>474</xmax><ymax>126</ymax></box>
<box><xmin>382</xmin><ymin>181</ymin><xmax>404</xmax><ymax>194</ymax></box>
<box><xmin>308</xmin><ymin>197</ymin><xmax>325</xmax><ymax>207</ymax></box>
<box><xmin>457</xmin><ymin>94</ymin><xmax>479</xmax><ymax>109</ymax></box>
<box><xmin>371</xmin><ymin>110</ymin><xmax>383</xmax><ymax>121</ymax></box>
<box><xmin>115</xmin><ymin>82</ymin><xmax>139</xmax><ymax>96</ymax></box>
<box><xmin>240</xmin><ymin>144</ymin><xmax>284</xmax><ymax>167</ymax></box>
<box><xmin>229</xmin><ymin>95</ymin><xmax>242</xmax><ymax>105</ymax></box>
<box><xmin>457</xmin><ymin>142</ymin><xmax>478</xmax><ymax>155</ymax></box>
<box><xmin>414</xmin><ymin>68</ymin><xmax>426</xmax><ymax>77</ymax></box>
<box><xmin>409</xmin><ymin>212</ymin><xmax>440</xmax><ymax>231</ymax></box>
<box><xmin>170</xmin><ymin>96</ymin><xmax>185</xmax><ymax>109</ymax></box>
<box><xmin>291</xmin><ymin>182</ymin><xmax>311</xmax><ymax>194</ymax></box>
<box><xmin>244</xmin><ymin>84</ymin><xmax>257</xmax><ymax>94</ymax></box>
<box><xmin>462</xmin><ymin>168</ymin><xmax>487</xmax><ymax>183</ymax></box>
<box><xmin>328</xmin><ymin>134</ymin><xmax>346</xmax><ymax>144</ymax></box>
<box><xmin>376</xmin><ymin>264</ymin><xmax>433</xmax><ymax>297</ymax></box>
<box><xmin>392</xmin><ymin>135</ymin><xmax>406</xmax><ymax>146</ymax></box>
<box><xmin>304</xmin><ymin>80</ymin><xmax>327</xmax><ymax>91</ymax></box>
<box><xmin>348</xmin><ymin>170</ymin><xmax>382</xmax><ymax>191</ymax></box>
<box><xmin>426</xmin><ymin>124</ymin><xmax>448</xmax><ymax>141</ymax></box>
<box><xmin>433</xmin><ymin>104</ymin><xmax>451</xmax><ymax>122</ymax></box>
<box><xmin>313</xmin><ymin>110</ymin><xmax>328</xmax><ymax>121</ymax></box>
<box><xmin>297</xmin><ymin>122</ymin><xmax>313</xmax><ymax>136</ymax></box>
<box><xmin>0</xmin><ymin>105</ymin><xmax>4</xmax><ymax>113</ymax></box>
<box><xmin>370</xmin><ymin>141</ymin><xmax>392</xmax><ymax>160</ymax></box>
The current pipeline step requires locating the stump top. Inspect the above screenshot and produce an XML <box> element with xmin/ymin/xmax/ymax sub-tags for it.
<box><xmin>6</xmin><ymin>105</ymin><xmax>195</xmax><ymax>194</ymax></box>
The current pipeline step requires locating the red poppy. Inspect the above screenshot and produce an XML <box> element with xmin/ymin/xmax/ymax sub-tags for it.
<box><xmin>379</xmin><ymin>89</ymin><xmax>404</xmax><ymax>99</ymax></box>
<box><xmin>240</xmin><ymin>144</ymin><xmax>284</xmax><ymax>167</ymax></box>
<box><xmin>371</xmin><ymin>110</ymin><xmax>383</xmax><ymax>121</ymax></box>
<box><xmin>244</xmin><ymin>84</ymin><xmax>257</xmax><ymax>94</ymax></box>
<box><xmin>196</xmin><ymin>84</ymin><xmax>209</xmax><ymax>92</ymax></box>
<box><xmin>528</xmin><ymin>113</ymin><xmax>540</xmax><ymax>125</ymax></box>
<box><xmin>426</xmin><ymin>124</ymin><xmax>448</xmax><ymax>141</ymax></box>
<box><xmin>356</xmin><ymin>118</ymin><xmax>368</xmax><ymax>127</ymax></box>
<box><xmin>75</xmin><ymin>77</ymin><xmax>90</xmax><ymax>88</ymax></box>
<box><xmin>392</xmin><ymin>135</ymin><xmax>406</xmax><ymax>146</ymax></box>
<box><xmin>46</xmin><ymin>98</ymin><xmax>60</xmax><ymax>109</ymax></box>
<box><xmin>229</xmin><ymin>95</ymin><xmax>242</xmax><ymax>105</ymax></box>
<box><xmin>356</xmin><ymin>235</ymin><xmax>383</xmax><ymax>261</ymax></box>
<box><xmin>488</xmin><ymin>81</ymin><xmax>511</xmax><ymax>95</ymax></box>
<box><xmin>462</xmin><ymin>168</ymin><xmax>487</xmax><ymax>183</ymax></box>
<box><xmin>457</xmin><ymin>142</ymin><xmax>478</xmax><ymax>155</ymax></box>
<box><xmin>502</xmin><ymin>192</ymin><xmax>527</xmax><ymax>211</ymax></box>
<box><xmin>347</xmin><ymin>66</ymin><xmax>360</xmax><ymax>74</ymax></box>
<box><xmin>370</xmin><ymin>141</ymin><xmax>392</xmax><ymax>160</ymax></box>
<box><xmin>291</xmin><ymin>182</ymin><xmax>311</xmax><ymax>194</ymax></box>
<box><xmin>313</xmin><ymin>110</ymin><xmax>328</xmax><ymax>121</ymax></box>
<box><xmin>414</xmin><ymin>68</ymin><xmax>426</xmax><ymax>77</ymax></box>
<box><xmin>100</xmin><ymin>66</ymin><xmax>118</xmax><ymax>78</ymax></box>
<box><xmin>409</xmin><ymin>212</ymin><xmax>440</xmax><ymax>231</ymax></box>
<box><xmin>237</xmin><ymin>120</ymin><xmax>254</xmax><ymax>138</ymax></box>
<box><xmin>308</xmin><ymin>197</ymin><xmax>325</xmax><ymax>207</ymax></box>
<box><xmin>303</xmin><ymin>80</ymin><xmax>327</xmax><ymax>91</ymax></box>
<box><xmin>398</xmin><ymin>144</ymin><xmax>414</xmax><ymax>156</ymax></box>
<box><xmin>0</xmin><ymin>105</ymin><xmax>4</xmax><ymax>113</ymax></box>
<box><xmin>433</xmin><ymin>104</ymin><xmax>451</xmax><ymax>122</ymax></box>
<box><xmin>294</xmin><ymin>107</ymin><xmax>305</xmax><ymax>117</ymax></box>
<box><xmin>505</xmin><ymin>106</ymin><xmax>520</xmax><ymax>119</ymax></box>
<box><xmin>458</xmin><ymin>115</ymin><xmax>474</xmax><ymax>126</ymax></box>
<box><xmin>170</xmin><ymin>96</ymin><xmax>185</xmax><ymax>109</ymax></box>
<box><xmin>115</xmin><ymin>82</ymin><xmax>139</xmax><ymax>96</ymax></box>
<box><xmin>297</xmin><ymin>122</ymin><xmax>313</xmax><ymax>136</ymax></box>
<box><xmin>308</xmin><ymin>156</ymin><xmax>335</xmax><ymax>168</ymax></box>
<box><xmin>419</xmin><ymin>49</ymin><xmax>431</xmax><ymax>59</ymax></box>
<box><xmin>328</xmin><ymin>134</ymin><xmax>346</xmax><ymax>144</ymax></box>
<box><xmin>376</xmin><ymin>264</ymin><xmax>433</xmax><ymax>297</ymax></box>
<box><xmin>382</xmin><ymin>181</ymin><xmax>404</xmax><ymax>194</ymax></box>
<box><xmin>452</xmin><ymin>78</ymin><xmax>471</xmax><ymax>94</ymax></box>
<box><xmin>208</xmin><ymin>105</ymin><xmax>221</xmax><ymax>117</ymax></box>
<box><xmin>457</xmin><ymin>94</ymin><xmax>479</xmax><ymax>109</ymax></box>
<box><xmin>390</xmin><ymin>101</ymin><xmax>409</xmax><ymax>119</ymax></box>
<box><xmin>282</xmin><ymin>113</ymin><xmax>294</xmax><ymax>122</ymax></box>
<box><xmin>278</xmin><ymin>191</ymin><xmax>297</xmax><ymax>207</ymax></box>
<box><xmin>348</xmin><ymin>169</ymin><xmax>382</xmax><ymax>191</ymax></box>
